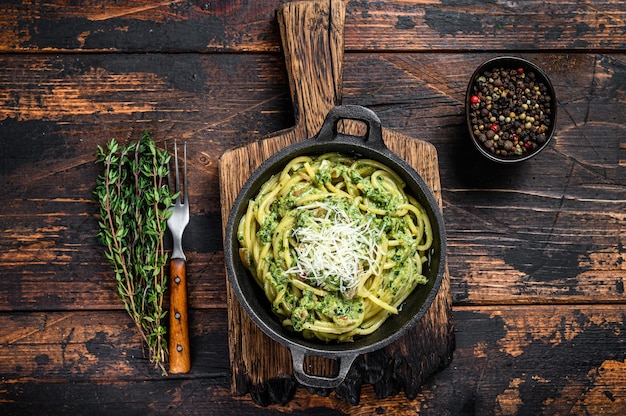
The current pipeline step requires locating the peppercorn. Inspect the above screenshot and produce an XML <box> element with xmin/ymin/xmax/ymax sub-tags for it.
<box><xmin>469</xmin><ymin>63</ymin><xmax>553</xmax><ymax>158</ymax></box>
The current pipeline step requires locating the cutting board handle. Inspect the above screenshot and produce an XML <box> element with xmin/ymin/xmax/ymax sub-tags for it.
<box><xmin>277</xmin><ymin>0</ymin><xmax>345</xmax><ymax>140</ymax></box>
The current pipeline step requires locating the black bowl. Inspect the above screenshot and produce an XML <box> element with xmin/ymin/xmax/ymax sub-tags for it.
<box><xmin>466</xmin><ymin>56</ymin><xmax>557</xmax><ymax>163</ymax></box>
<box><xmin>224</xmin><ymin>105</ymin><xmax>446</xmax><ymax>389</ymax></box>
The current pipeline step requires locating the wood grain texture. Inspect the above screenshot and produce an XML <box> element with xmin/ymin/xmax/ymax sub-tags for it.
<box><xmin>1</xmin><ymin>0</ymin><xmax>625</xmax><ymax>413</ymax></box>
<box><xmin>0</xmin><ymin>52</ymin><xmax>624</xmax><ymax>310</ymax></box>
<box><xmin>169</xmin><ymin>258</ymin><xmax>191</xmax><ymax>374</ymax></box>
<box><xmin>1</xmin><ymin>1</ymin><xmax>626</xmax><ymax>52</ymax></box>
<box><xmin>1</xmin><ymin>306</ymin><xmax>623</xmax><ymax>414</ymax></box>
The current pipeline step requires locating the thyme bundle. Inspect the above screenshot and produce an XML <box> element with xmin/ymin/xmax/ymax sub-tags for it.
<box><xmin>94</xmin><ymin>131</ymin><xmax>173</xmax><ymax>374</ymax></box>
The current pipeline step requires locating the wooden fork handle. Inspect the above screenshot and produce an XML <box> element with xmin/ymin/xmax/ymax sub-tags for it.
<box><xmin>169</xmin><ymin>258</ymin><xmax>190</xmax><ymax>374</ymax></box>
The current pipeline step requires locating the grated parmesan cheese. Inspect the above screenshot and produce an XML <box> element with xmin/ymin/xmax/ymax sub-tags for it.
<box><xmin>285</xmin><ymin>201</ymin><xmax>381</xmax><ymax>295</ymax></box>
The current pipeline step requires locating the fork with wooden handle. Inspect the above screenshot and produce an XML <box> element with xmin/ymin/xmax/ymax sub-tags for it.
<box><xmin>167</xmin><ymin>140</ymin><xmax>190</xmax><ymax>374</ymax></box>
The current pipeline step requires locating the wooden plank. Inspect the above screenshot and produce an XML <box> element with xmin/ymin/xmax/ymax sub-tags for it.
<box><xmin>342</xmin><ymin>52</ymin><xmax>626</xmax><ymax>305</ymax></box>
<box><xmin>0</xmin><ymin>54</ymin><xmax>626</xmax><ymax>310</ymax></box>
<box><xmin>1</xmin><ymin>0</ymin><xmax>624</xmax><ymax>413</ymax></box>
<box><xmin>0</xmin><ymin>310</ymin><xmax>231</xmax><ymax>381</ymax></box>
<box><xmin>1</xmin><ymin>1</ymin><xmax>626</xmax><ymax>52</ymax></box>
<box><xmin>1</xmin><ymin>305</ymin><xmax>624</xmax><ymax>413</ymax></box>
<box><xmin>343</xmin><ymin>1</ymin><xmax>626</xmax><ymax>52</ymax></box>
<box><xmin>0</xmin><ymin>51</ymin><xmax>291</xmax><ymax>312</ymax></box>
<box><xmin>0</xmin><ymin>0</ymin><xmax>281</xmax><ymax>53</ymax></box>
<box><xmin>1</xmin><ymin>52</ymin><xmax>625</xmax><ymax>312</ymax></box>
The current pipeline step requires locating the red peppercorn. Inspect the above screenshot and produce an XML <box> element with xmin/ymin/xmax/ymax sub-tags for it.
<box><xmin>471</xmin><ymin>95</ymin><xmax>480</xmax><ymax>104</ymax></box>
<box><xmin>517</xmin><ymin>67</ymin><xmax>524</xmax><ymax>74</ymax></box>
<box><xmin>524</xmin><ymin>141</ymin><xmax>532</xmax><ymax>149</ymax></box>
<box><xmin>490</xmin><ymin>124</ymin><xmax>499</xmax><ymax>132</ymax></box>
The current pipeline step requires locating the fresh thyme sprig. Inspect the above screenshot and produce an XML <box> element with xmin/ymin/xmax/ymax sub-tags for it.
<box><xmin>94</xmin><ymin>131</ymin><xmax>174</xmax><ymax>375</ymax></box>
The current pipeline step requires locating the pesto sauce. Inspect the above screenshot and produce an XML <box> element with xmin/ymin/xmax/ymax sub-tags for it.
<box><xmin>243</xmin><ymin>154</ymin><xmax>431</xmax><ymax>340</ymax></box>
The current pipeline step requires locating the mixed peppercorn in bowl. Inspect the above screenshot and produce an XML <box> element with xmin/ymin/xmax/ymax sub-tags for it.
<box><xmin>465</xmin><ymin>56</ymin><xmax>557</xmax><ymax>163</ymax></box>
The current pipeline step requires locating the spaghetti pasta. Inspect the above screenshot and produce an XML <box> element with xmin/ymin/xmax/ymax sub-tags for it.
<box><xmin>237</xmin><ymin>153</ymin><xmax>433</xmax><ymax>342</ymax></box>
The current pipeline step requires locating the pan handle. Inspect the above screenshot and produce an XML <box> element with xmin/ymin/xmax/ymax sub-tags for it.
<box><xmin>290</xmin><ymin>346</ymin><xmax>357</xmax><ymax>389</ymax></box>
<box><xmin>316</xmin><ymin>105</ymin><xmax>385</xmax><ymax>149</ymax></box>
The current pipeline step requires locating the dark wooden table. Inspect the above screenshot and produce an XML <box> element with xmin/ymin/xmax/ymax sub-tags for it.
<box><xmin>1</xmin><ymin>1</ymin><xmax>624</xmax><ymax>414</ymax></box>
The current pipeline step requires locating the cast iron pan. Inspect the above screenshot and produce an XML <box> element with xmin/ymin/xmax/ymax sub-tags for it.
<box><xmin>224</xmin><ymin>105</ymin><xmax>446</xmax><ymax>389</ymax></box>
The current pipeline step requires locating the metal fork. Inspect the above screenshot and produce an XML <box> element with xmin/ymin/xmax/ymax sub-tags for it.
<box><xmin>166</xmin><ymin>140</ymin><xmax>190</xmax><ymax>374</ymax></box>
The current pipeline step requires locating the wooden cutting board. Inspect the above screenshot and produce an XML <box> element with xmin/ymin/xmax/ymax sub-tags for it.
<box><xmin>219</xmin><ymin>0</ymin><xmax>454</xmax><ymax>405</ymax></box>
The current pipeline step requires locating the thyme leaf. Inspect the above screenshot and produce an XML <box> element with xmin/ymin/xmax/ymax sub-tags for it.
<box><xmin>94</xmin><ymin>131</ymin><xmax>172</xmax><ymax>375</ymax></box>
